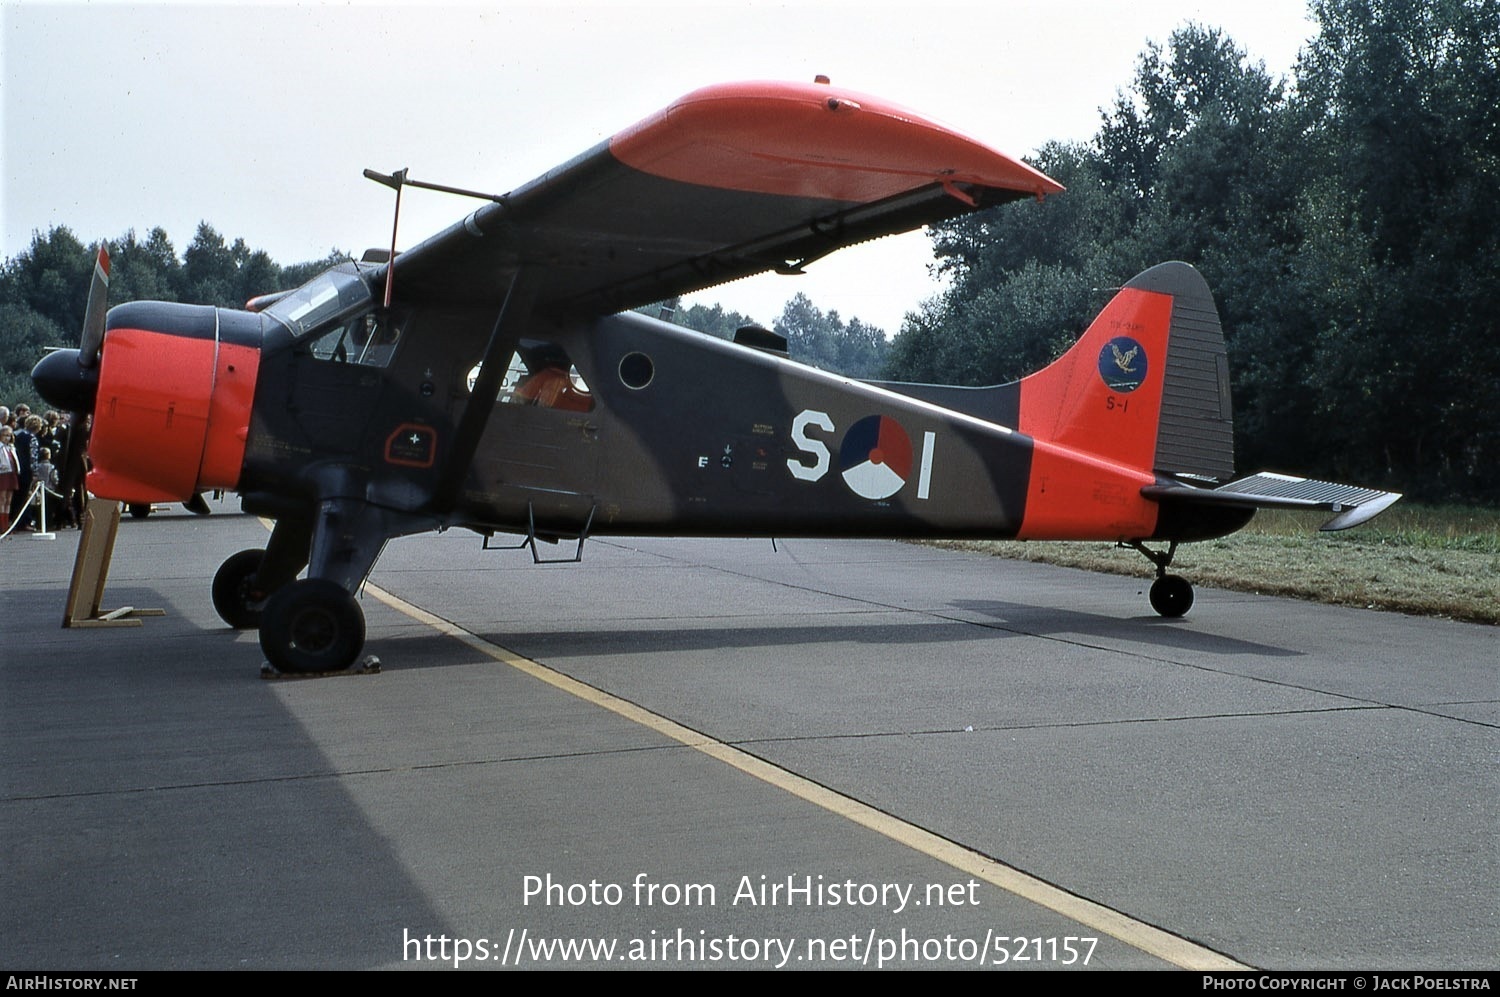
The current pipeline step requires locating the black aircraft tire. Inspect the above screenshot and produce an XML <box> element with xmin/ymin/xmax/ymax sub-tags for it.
<box><xmin>127</xmin><ymin>503</ymin><xmax>151</xmax><ymax>519</ymax></box>
<box><xmin>259</xmin><ymin>579</ymin><xmax>365</xmax><ymax>674</ymax></box>
<box><xmin>1149</xmin><ymin>574</ymin><xmax>1194</xmax><ymax>618</ymax></box>
<box><xmin>211</xmin><ymin>548</ymin><xmax>269</xmax><ymax>630</ymax></box>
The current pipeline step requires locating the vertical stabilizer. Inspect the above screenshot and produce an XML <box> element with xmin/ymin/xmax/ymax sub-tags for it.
<box><xmin>1012</xmin><ymin>262</ymin><xmax>1236</xmax><ymax>540</ymax></box>
<box><xmin>1016</xmin><ymin>261</ymin><xmax>1234</xmax><ymax>480</ymax></box>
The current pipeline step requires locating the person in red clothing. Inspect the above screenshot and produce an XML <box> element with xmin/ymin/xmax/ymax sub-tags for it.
<box><xmin>0</xmin><ymin>425</ymin><xmax>19</xmax><ymax>535</ymax></box>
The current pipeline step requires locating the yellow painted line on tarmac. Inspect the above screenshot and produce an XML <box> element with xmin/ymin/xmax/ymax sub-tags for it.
<box><xmin>364</xmin><ymin>580</ymin><xmax>1251</xmax><ymax>971</ymax></box>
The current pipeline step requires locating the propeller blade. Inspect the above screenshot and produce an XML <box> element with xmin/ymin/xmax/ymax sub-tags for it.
<box><xmin>33</xmin><ymin>247</ymin><xmax>109</xmax><ymax>517</ymax></box>
<box><xmin>78</xmin><ymin>247</ymin><xmax>110</xmax><ymax>368</ymax></box>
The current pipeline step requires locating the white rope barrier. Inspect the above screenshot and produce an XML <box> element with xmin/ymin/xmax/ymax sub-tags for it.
<box><xmin>1</xmin><ymin>481</ymin><xmax>71</xmax><ymax>541</ymax></box>
<box><xmin>1</xmin><ymin>483</ymin><xmax>39</xmax><ymax>539</ymax></box>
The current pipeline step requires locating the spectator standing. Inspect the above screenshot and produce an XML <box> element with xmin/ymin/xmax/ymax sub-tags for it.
<box><xmin>0</xmin><ymin>426</ymin><xmax>18</xmax><ymax>535</ymax></box>
<box><xmin>12</xmin><ymin>415</ymin><xmax>42</xmax><ymax>529</ymax></box>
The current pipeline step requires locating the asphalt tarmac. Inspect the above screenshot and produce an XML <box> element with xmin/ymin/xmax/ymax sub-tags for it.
<box><xmin>2</xmin><ymin>509</ymin><xmax>1494</xmax><ymax>970</ymax></box>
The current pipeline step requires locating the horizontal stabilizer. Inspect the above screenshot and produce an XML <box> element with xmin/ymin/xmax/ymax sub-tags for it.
<box><xmin>1143</xmin><ymin>472</ymin><xmax>1401</xmax><ymax>532</ymax></box>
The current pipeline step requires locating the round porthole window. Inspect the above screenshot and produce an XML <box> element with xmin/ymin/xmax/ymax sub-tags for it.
<box><xmin>618</xmin><ymin>351</ymin><xmax>654</xmax><ymax>390</ymax></box>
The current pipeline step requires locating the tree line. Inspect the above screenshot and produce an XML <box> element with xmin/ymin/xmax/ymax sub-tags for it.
<box><xmin>0</xmin><ymin>221</ymin><xmax>894</xmax><ymax>402</ymax></box>
<box><xmin>3</xmin><ymin>0</ymin><xmax>1494</xmax><ymax>501</ymax></box>
<box><xmin>0</xmin><ymin>223</ymin><xmax>344</xmax><ymax>407</ymax></box>
<box><xmin>889</xmin><ymin>0</ymin><xmax>1498</xmax><ymax>502</ymax></box>
<box><xmin>647</xmin><ymin>294</ymin><xmax>892</xmax><ymax>379</ymax></box>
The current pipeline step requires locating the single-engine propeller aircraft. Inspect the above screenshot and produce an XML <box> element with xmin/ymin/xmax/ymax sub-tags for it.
<box><xmin>33</xmin><ymin>79</ymin><xmax>1399</xmax><ymax>673</ymax></box>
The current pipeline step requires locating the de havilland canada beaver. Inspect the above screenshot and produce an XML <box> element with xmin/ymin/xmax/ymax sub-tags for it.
<box><xmin>32</xmin><ymin>79</ymin><xmax>1398</xmax><ymax>673</ymax></box>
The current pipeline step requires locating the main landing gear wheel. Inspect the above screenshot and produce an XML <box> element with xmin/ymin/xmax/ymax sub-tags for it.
<box><xmin>212</xmin><ymin>548</ymin><xmax>268</xmax><ymax>630</ymax></box>
<box><xmin>1149</xmin><ymin>574</ymin><xmax>1194</xmax><ymax>618</ymax></box>
<box><xmin>259</xmin><ymin>578</ymin><xmax>365</xmax><ymax>674</ymax></box>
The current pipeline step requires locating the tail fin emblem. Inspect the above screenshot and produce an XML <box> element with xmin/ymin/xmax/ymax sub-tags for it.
<box><xmin>1099</xmin><ymin>336</ymin><xmax>1147</xmax><ymax>392</ymax></box>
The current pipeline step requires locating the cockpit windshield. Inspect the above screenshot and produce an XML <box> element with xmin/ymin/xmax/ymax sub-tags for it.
<box><xmin>262</xmin><ymin>267</ymin><xmax>373</xmax><ymax>338</ymax></box>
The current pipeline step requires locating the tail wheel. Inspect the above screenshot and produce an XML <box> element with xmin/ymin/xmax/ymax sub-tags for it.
<box><xmin>259</xmin><ymin>579</ymin><xmax>365</xmax><ymax>674</ymax></box>
<box><xmin>211</xmin><ymin>548</ymin><xmax>270</xmax><ymax>630</ymax></box>
<box><xmin>1149</xmin><ymin>574</ymin><xmax>1194</xmax><ymax>617</ymax></box>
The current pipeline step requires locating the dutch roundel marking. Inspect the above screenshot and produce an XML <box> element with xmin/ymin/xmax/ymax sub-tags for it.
<box><xmin>788</xmin><ymin>409</ymin><xmax>936</xmax><ymax>501</ymax></box>
<box><xmin>1098</xmin><ymin>336</ymin><xmax>1147</xmax><ymax>393</ymax></box>
<box><xmin>838</xmin><ymin>415</ymin><xmax>913</xmax><ymax>500</ymax></box>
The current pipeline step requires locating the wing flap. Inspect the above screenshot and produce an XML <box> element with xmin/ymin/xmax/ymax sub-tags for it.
<box><xmin>387</xmin><ymin>80</ymin><xmax>1063</xmax><ymax>313</ymax></box>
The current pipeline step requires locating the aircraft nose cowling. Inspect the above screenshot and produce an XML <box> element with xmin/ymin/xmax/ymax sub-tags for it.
<box><xmin>32</xmin><ymin>348</ymin><xmax>100</xmax><ymax>413</ymax></box>
<box><xmin>86</xmin><ymin>302</ymin><xmax>261</xmax><ymax>504</ymax></box>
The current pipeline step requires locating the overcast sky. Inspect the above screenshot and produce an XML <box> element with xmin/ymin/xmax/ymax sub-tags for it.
<box><xmin>3</xmin><ymin>0</ymin><xmax>1317</xmax><ymax>332</ymax></box>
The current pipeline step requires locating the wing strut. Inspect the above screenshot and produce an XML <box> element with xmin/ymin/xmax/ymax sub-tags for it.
<box><xmin>430</xmin><ymin>270</ymin><xmax>538</xmax><ymax>513</ymax></box>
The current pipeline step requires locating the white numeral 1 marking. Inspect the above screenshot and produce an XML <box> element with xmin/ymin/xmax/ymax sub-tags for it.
<box><xmin>917</xmin><ymin>431</ymin><xmax>935</xmax><ymax>500</ymax></box>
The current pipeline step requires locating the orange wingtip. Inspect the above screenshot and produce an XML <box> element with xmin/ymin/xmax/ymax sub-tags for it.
<box><xmin>610</xmin><ymin>80</ymin><xmax>1064</xmax><ymax>204</ymax></box>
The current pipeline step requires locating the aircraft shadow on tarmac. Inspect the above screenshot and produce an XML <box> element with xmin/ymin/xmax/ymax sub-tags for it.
<box><xmin>357</xmin><ymin>599</ymin><xmax>1299</xmax><ymax>671</ymax></box>
<box><xmin>945</xmin><ymin>598</ymin><xmax>1303</xmax><ymax>658</ymax></box>
<box><xmin>366</xmin><ymin>620</ymin><xmax>989</xmax><ymax>670</ymax></box>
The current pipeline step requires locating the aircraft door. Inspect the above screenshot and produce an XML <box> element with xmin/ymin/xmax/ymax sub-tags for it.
<box><xmin>468</xmin><ymin>338</ymin><xmax>600</xmax><ymax>527</ymax></box>
<box><xmin>284</xmin><ymin>310</ymin><xmax>399</xmax><ymax>453</ymax></box>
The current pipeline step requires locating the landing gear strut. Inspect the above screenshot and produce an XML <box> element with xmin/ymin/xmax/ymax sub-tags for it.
<box><xmin>210</xmin><ymin>519</ymin><xmax>313</xmax><ymax>633</ymax></box>
<box><xmin>1123</xmin><ymin>540</ymin><xmax>1195</xmax><ymax>618</ymax></box>
<box><xmin>249</xmin><ymin>488</ymin><xmax>391</xmax><ymax>674</ymax></box>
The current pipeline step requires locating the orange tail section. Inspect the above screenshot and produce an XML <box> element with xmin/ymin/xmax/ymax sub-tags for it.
<box><xmin>1015</xmin><ymin>262</ymin><xmax>1234</xmax><ymax>540</ymax></box>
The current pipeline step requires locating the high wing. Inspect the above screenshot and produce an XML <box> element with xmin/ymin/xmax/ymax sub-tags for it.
<box><xmin>383</xmin><ymin>80</ymin><xmax>1064</xmax><ymax>315</ymax></box>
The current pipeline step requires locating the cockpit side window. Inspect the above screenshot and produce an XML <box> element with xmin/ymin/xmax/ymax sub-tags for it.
<box><xmin>304</xmin><ymin>311</ymin><xmax>403</xmax><ymax>367</ymax></box>
<box><xmin>263</xmin><ymin>267</ymin><xmax>372</xmax><ymax>338</ymax></box>
<box><xmin>260</xmin><ymin>266</ymin><xmax>401</xmax><ymax>367</ymax></box>
<box><xmin>264</xmin><ymin>269</ymin><xmax>403</xmax><ymax>369</ymax></box>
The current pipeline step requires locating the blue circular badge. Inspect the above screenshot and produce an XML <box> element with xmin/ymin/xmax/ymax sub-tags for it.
<box><xmin>1098</xmin><ymin>336</ymin><xmax>1148</xmax><ymax>392</ymax></box>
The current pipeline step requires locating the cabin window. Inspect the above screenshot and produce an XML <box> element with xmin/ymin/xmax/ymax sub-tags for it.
<box><xmin>618</xmin><ymin>351</ymin><xmax>654</xmax><ymax>390</ymax></box>
<box><xmin>266</xmin><ymin>266</ymin><xmax>402</xmax><ymax>368</ymax></box>
<box><xmin>467</xmin><ymin>339</ymin><xmax>594</xmax><ymax>412</ymax></box>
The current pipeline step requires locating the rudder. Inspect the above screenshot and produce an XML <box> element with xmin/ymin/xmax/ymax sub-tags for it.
<box><xmin>1130</xmin><ymin>262</ymin><xmax>1234</xmax><ymax>480</ymax></box>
